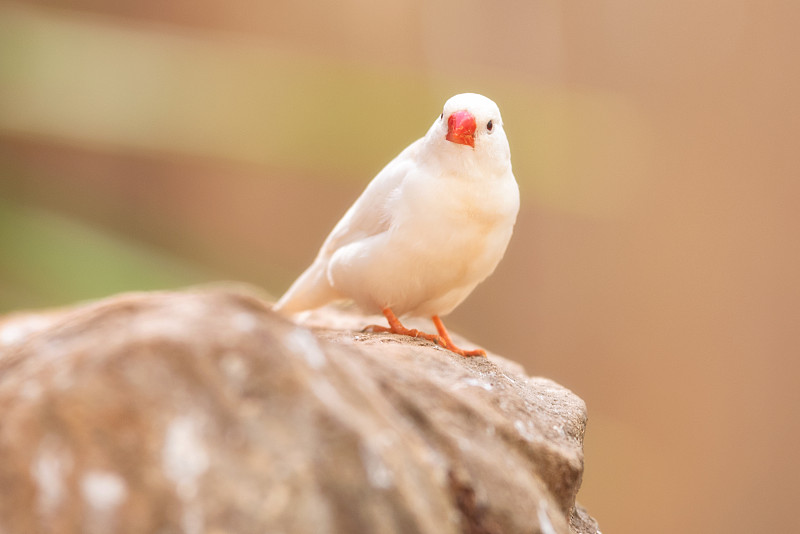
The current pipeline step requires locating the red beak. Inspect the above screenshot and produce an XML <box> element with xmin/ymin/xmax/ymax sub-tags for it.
<box><xmin>445</xmin><ymin>110</ymin><xmax>476</xmax><ymax>148</ymax></box>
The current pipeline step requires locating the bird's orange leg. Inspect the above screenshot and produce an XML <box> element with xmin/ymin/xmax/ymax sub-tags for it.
<box><xmin>365</xmin><ymin>307</ymin><xmax>444</xmax><ymax>346</ymax></box>
<box><xmin>432</xmin><ymin>315</ymin><xmax>487</xmax><ymax>357</ymax></box>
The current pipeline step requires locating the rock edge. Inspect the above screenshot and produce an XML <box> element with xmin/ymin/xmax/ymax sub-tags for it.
<box><xmin>0</xmin><ymin>288</ymin><xmax>598</xmax><ymax>534</ymax></box>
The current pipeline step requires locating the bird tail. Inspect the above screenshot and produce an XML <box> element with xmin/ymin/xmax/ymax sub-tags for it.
<box><xmin>273</xmin><ymin>259</ymin><xmax>344</xmax><ymax>315</ymax></box>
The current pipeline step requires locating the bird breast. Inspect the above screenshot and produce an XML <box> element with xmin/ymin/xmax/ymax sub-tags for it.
<box><xmin>328</xmin><ymin>167</ymin><xmax>519</xmax><ymax>317</ymax></box>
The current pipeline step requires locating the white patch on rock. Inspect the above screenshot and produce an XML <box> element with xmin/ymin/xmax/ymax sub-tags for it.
<box><xmin>0</xmin><ymin>315</ymin><xmax>52</xmax><ymax>346</ymax></box>
<box><xmin>455</xmin><ymin>435</ymin><xmax>473</xmax><ymax>451</ymax></box>
<box><xmin>81</xmin><ymin>470</ymin><xmax>128</xmax><ymax>511</ymax></box>
<box><xmin>31</xmin><ymin>437</ymin><xmax>73</xmax><ymax>517</ymax></box>
<box><xmin>219</xmin><ymin>352</ymin><xmax>248</xmax><ymax>387</ymax></box>
<box><xmin>451</xmin><ymin>377</ymin><xmax>493</xmax><ymax>391</ymax></box>
<box><xmin>162</xmin><ymin>416</ymin><xmax>209</xmax><ymax>501</ymax></box>
<box><xmin>230</xmin><ymin>312</ymin><xmax>258</xmax><ymax>333</ymax></box>
<box><xmin>162</xmin><ymin>416</ymin><xmax>208</xmax><ymax>534</ymax></box>
<box><xmin>287</xmin><ymin>328</ymin><xmax>326</xmax><ymax>369</ymax></box>
<box><xmin>180</xmin><ymin>502</ymin><xmax>205</xmax><ymax>534</ymax></box>
<box><xmin>359</xmin><ymin>438</ymin><xmax>394</xmax><ymax>490</ymax></box>
<box><xmin>514</xmin><ymin>420</ymin><xmax>535</xmax><ymax>442</ymax></box>
<box><xmin>538</xmin><ymin>501</ymin><xmax>557</xmax><ymax>534</ymax></box>
<box><xmin>19</xmin><ymin>379</ymin><xmax>43</xmax><ymax>400</ymax></box>
<box><xmin>52</xmin><ymin>366</ymin><xmax>75</xmax><ymax>391</ymax></box>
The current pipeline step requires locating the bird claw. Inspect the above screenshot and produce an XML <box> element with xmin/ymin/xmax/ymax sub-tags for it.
<box><xmin>363</xmin><ymin>324</ymin><xmax>425</xmax><ymax>339</ymax></box>
<box><xmin>363</xmin><ymin>315</ymin><xmax>443</xmax><ymax>347</ymax></box>
<box><xmin>431</xmin><ymin>315</ymin><xmax>487</xmax><ymax>357</ymax></box>
<box><xmin>449</xmin><ymin>347</ymin><xmax>487</xmax><ymax>358</ymax></box>
<box><xmin>363</xmin><ymin>308</ymin><xmax>486</xmax><ymax>357</ymax></box>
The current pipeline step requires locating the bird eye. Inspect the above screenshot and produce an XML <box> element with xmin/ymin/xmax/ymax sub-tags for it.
<box><xmin>487</xmin><ymin>120</ymin><xmax>494</xmax><ymax>132</ymax></box>
<box><xmin>440</xmin><ymin>113</ymin><xmax>443</xmax><ymax>120</ymax></box>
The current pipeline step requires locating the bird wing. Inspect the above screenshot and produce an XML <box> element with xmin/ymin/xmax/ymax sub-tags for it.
<box><xmin>319</xmin><ymin>138</ymin><xmax>421</xmax><ymax>255</ymax></box>
<box><xmin>274</xmin><ymin>137</ymin><xmax>423</xmax><ymax>313</ymax></box>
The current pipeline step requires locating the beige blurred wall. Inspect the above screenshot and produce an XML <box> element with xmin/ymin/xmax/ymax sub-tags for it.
<box><xmin>1</xmin><ymin>2</ymin><xmax>798</xmax><ymax>533</ymax></box>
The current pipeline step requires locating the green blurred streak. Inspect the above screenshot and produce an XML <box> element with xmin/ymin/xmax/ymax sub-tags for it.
<box><xmin>0</xmin><ymin>3</ymin><xmax>436</xmax><ymax>179</ymax></box>
<box><xmin>0</xmin><ymin>199</ymin><xmax>212</xmax><ymax>312</ymax></box>
<box><xmin>0</xmin><ymin>3</ymin><xmax>652</xmax><ymax>217</ymax></box>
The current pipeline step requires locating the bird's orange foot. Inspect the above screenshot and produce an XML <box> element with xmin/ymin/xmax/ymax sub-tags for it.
<box><xmin>364</xmin><ymin>307</ymin><xmax>444</xmax><ymax>346</ymax></box>
<box><xmin>432</xmin><ymin>315</ymin><xmax>487</xmax><ymax>358</ymax></box>
<box><xmin>445</xmin><ymin>345</ymin><xmax>487</xmax><ymax>357</ymax></box>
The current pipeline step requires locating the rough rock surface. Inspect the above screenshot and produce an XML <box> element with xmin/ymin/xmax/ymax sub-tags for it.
<box><xmin>0</xmin><ymin>288</ymin><xmax>599</xmax><ymax>534</ymax></box>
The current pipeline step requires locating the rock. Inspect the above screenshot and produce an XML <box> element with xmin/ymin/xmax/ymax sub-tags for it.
<box><xmin>0</xmin><ymin>288</ymin><xmax>599</xmax><ymax>534</ymax></box>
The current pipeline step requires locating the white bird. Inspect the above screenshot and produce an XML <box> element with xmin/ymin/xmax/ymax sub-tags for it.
<box><xmin>274</xmin><ymin>93</ymin><xmax>519</xmax><ymax>356</ymax></box>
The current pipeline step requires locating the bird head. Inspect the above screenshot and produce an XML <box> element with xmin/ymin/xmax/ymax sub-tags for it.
<box><xmin>428</xmin><ymin>93</ymin><xmax>511</xmax><ymax>175</ymax></box>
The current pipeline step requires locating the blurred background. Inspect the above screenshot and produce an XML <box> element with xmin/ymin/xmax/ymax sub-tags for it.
<box><xmin>1</xmin><ymin>1</ymin><xmax>798</xmax><ymax>532</ymax></box>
